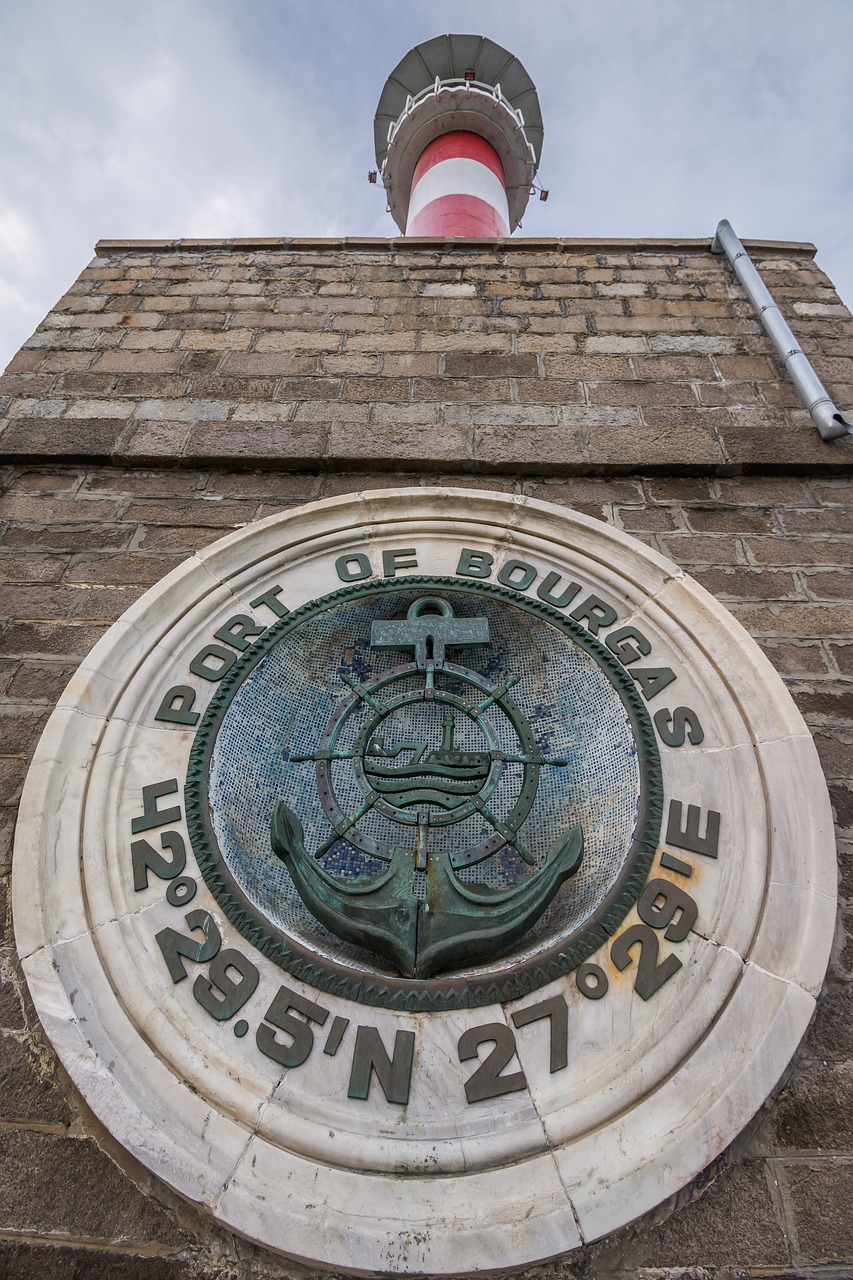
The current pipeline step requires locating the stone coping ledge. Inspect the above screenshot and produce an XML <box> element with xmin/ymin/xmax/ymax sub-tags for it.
<box><xmin>1</xmin><ymin>428</ymin><xmax>850</xmax><ymax>477</ymax></box>
<box><xmin>93</xmin><ymin>235</ymin><xmax>818</xmax><ymax>257</ymax></box>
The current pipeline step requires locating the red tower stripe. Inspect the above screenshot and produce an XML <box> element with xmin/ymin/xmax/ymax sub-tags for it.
<box><xmin>406</xmin><ymin>193</ymin><xmax>510</xmax><ymax>239</ymax></box>
<box><xmin>411</xmin><ymin>131</ymin><xmax>506</xmax><ymax>186</ymax></box>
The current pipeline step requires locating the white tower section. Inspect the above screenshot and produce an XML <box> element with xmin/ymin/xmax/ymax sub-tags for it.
<box><xmin>374</xmin><ymin>34</ymin><xmax>543</xmax><ymax>238</ymax></box>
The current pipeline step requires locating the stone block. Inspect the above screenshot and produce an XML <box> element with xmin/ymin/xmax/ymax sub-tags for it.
<box><xmin>781</xmin><ymin>507</ymin><xmax>853</xmax><ymax>534</ymax></box>
<box><xmin>759</xmin><ymin>640</ymin><xmax>830</xmax><ymax>678</ymax></box>
<box><xmin>586</xmin><ymin>418</ymin><xmax>726</xmax><ymax>470</ymax></box>
<box><xmin>0</xmin><ymin>416</ymin><xmax>122</xmax><ymax>461</ymax></box>
<box><xmin>475</xmin><ymin>424</ymin><xmax>584</xmax><ymax>473</ymax></box>
<box><xmin>420</xmin><ymin>333</ymin><xmax>512</xmax><ymax>353</ymax></box>
<box><xmin>544</xmin><ymin>355</ymin><xmax>632</xmax><ymax>380</ymax></box>
<box><xmin>626</xmin><ymin>1160</ymin><xmax>787</xmax><ymax>1268</ymax></box>
<box><xmin>698</xmin><ymin>380</ymin><xmax>764</xmax><ymax>406</ymax></box>
<box><xmin>210</xmin><ymin>472</ymin><xmax>319</xmax><ymax>501</ymax></box>
<box><xmin>372</xmin><ymin>402</ymin><xmax>439</xmax><ymax>425</ymax></box>
<box><xmin>221</xmin><ymin>353</ymin><xmax>316</xmax><ymax>376</ymax></box>
<box><xmin>73</xmin><ymin>583</ymin><xmax>149</xmax><ymax>621</ymax></box>
<box><xmin>7</xmin><ymin>660</ymin><xmax>78</xmax><ymax>703</ymax></box>
<box><xmin>444</xmin><ymin>404</ymin><xmax>557</xmax><ymax>428</ymax></box>
<box><xmin>516</xmin><ymin>379</ymin><xmax>583</xmax><ymax>404</ymax></box>
<box><xmin>231</xmin><ymin>403</ymin><xmax>294</xmax><ymax>423</ymax></box>
<box><xmin>320</xmin><ymin>471</ymin><xmax>420</xmax><ymax>496</ymax></box>
<box><xmin>24</xmin><ymin>330</ymin><xmax>99</xmax><ymax>351</ymax></box>
<box><xmin>0</xmin><ymin>709</ymin><xmax>49</xmax><ymax>754</ymax></box>
<box><xmin>649</xmin><ymin>334</ymin><xmax>739</xmax><ymax>354</ymax></box>
<box><xmin>293</xmin><ymin>400</ymin><xmax>368</xmax><ymax>423</ymax></box>
<box><xmin>117</xmin><ymin>421</ymin><xmax>192</xmax><ymax>462</ymax></box>
<box><xmin>790</xmin><ymin>683</ymin><xmax>853</xmax><ymax>721</ymax></box>
<box><xmin>0</xmin><ymin>586</ymin><xmax>78</xmax><ymax>624</ymax></box>
<box><xmin>0</xmin><ymin>1241</ymin><xmax>200</xmax><ymax>1279</ymax></box>
<box><xmin>40</xmin><ymin>352</ymin><xmax>97</xmax><ymax>373</ymax></box>
<box><xmin>409</xmin><ymin>377</ymin><xmax>504</xmax><ymax>404</ymax></box>
<box><xmin>0</xmin><ymin>754</ymin><xmax>27</xmax><ymax>804</ymax></box>
<box><xmin>64</xmin><ymin>555</ymin><xmax>183</xmax><ymax>587</ymax></box>
<box><xmin>186</xmin><ymin>422</ymin><xmax>326</xmax><ymax>466</ymax></box>
<box><xmin>0</xmin><ymin>493</ymin><xmax>118</xmax><ymax>523</ymax></box>
<box><xmin>689</xmin><ymin>508</ymin><xmax>776</xmax><ymax>533</ymax></box>
<box><xmin>120</xmin><ymin>330</ymin><xmax>181</xmax><ymax>351</ymax></box>
<box><xmin>0</xmin><ymin>375</ymin><xmax>54</xmax><ymax>396</ymax></box>
<box><xmin>93</xmin><ymin>352</ymin><xmax>184</xmax><ymax>374</ymax></box>
<box><xmin>782</xmin><ymin>1162</ymin><xmax>853</xmax><ymax>1262</ymax></box>
<box><xmin>729</xmin><ymin>603</ymin><xmax>853</xmax><ymax>640</ymax></box>
<box><xmin>4</xmin><ymin>351</ymin><xmax>47</xmax><ymax>372</ymax></box>
<box><xmin>118</xmin><ymin>375</ymin><xmax>188</xmax><ymax>398</ymax></box>
<box><xmin>58</xmin><ymin>374</ymin><xmax>120</xmax><ymax>396</ymax></box>
<box><xmin>255</xmin><ymin>332</ymin><xmax>340</xmax><ymax>354</ymax></box>
<box><xmin>160</xmin><ymin>311</ymin><xmax>227</xmax><ymax>331</ymax></box>
<box><xmin>616</xmin><ymin>506</ymin><xmax>678</xmax><ymax>533</ymax></box>
<box><xmin>0</xmin><ymin>1032</ymin><xmax>72</xmax><ymax>1125</ymax></box>
<box><xmin>644</xmin><ymin>478</ymin><xmax>714</xmax><ymax>503</ymax></box>
<box><xmin>62</xmin><ymin>398</ymin><xmax>137</xmax><ymax>420</ymax></box>
<box><xmin>760</xmin><ymin>379</ymin><xmax>809</xmax><ymax>409</ymax></box>
<box><xmin>0</xmin><ymin>1130</ymin><xmax>190</xmax><ymax>1247</ymax></box>
<box><xmin>660</xmin><ymin>533</ymin><xmax>742</xmax><ymax>566</ymax></box>
<box><xmin>6</xmin><ymin>469</ymin><xmax>82</xmax><ymax>493</ymax></box>
<box><xmin>322</xmin><ymin>354</ymin><xmax>381</xmax><ymax>375</ymax></box>
<box><xmin>517</xmin><ymin>330</ymin><xmax>587</xmax><ymax>353</ymax></box>
<box><xmin>584</xmin><ymin>336</ymin><xmax>647</xmax><ymax>354</ymax></box>
<box><xmin>525</xmin><ymin>478</ymin><xmax>643</xmax><ymax>506</ymax></box>
<box><xmin>327</xmin><ymin>421</ymin><xmax>469</xmax><ymax>468</ymax></box>
<box><xmin>347</xmin><ymin>377</ymin><xmax>408</xmax><ymax>402</ymax></box>
<box><xmin>587</xmin><ymin>380</ymin><xmax>699</xmax><ymax>407</ymax></box>
<box><xmin>243</xmin><ymin>312</ymin><xmax>327</xmax><ymax>332</ymax></box>
<box><xmin>8</xmin><ymin>397</ymin><xmax>68</xmax><ymax>419</ymax></box>
<box><xmin>431</xmin><ymin>473</ymin><xmax>519</xmax><ymax>493</ymax></box>
<box><xmin>747</xmin><ymin>536</ymin><xmax>853</xmax><ymax>567</ymax></box>
<box><xmin>718</xmin><ymin>477</ymin><xmax>813</xmax><ymax>505</ymax></box>
<box><xmin>135</xmin><ymin>525</ymin><xmax>223</xmax><ymax>552</ymax></box>
<box><xmin>692</xmin><ymin>566</ymin><xmax>801</xmax><ymax>601</ymax></box>
<box><xmin>120</xmin><ymin>499</ymin><xmax>253</xmax><ymax>528</ymax></box>
<box><xmin>720</xmin><ymin>420</ymin><xmax>853</xmax><ymax>470</ymax></box>
<box><xmin>803</xmin><ymin>569</ymin><xmax>853</xmax><ymax>600</ymax></box>
<box><xmin>444</xmin><ymin>353</ymin><xmax>537</xmax><ymax>377</ymax></box>
<box><xmin>812</xmin><ymin>728</ymin><xmax>853</xmax><ymax>776</ymax></box>
<box><xmin>135</xmin><ymin>399</ymin><xmax>230</xmax><ymax>422</ymax></box>
<box><xmin>177</xmin><ymin>330</ymin><xmax>254</xmax><ymax>352</ymax></box>
<box><xmin>0</xmin><ymin>556</ymin><xmax>65</xmax><ymax>584</ymax></box>
<box><xmin>344</xmin><ymin>332</ymin><xmax>419</xmax><ymax>354</ymax></box>
<box><xmin>2</xmin><ymin>620</ymin><xmax>109</xmax><ymax>658</ymax></box>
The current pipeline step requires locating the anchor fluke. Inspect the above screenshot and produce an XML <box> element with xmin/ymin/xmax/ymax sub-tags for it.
<box><xmin>414</xmin><ymin>823</ymin><xmax>584</xmax><ymax>978</ymax></box>
<box><xmin>271</xmin><ymin>802</ymin><xmax>419</xmax><ymax>976</ymax></box>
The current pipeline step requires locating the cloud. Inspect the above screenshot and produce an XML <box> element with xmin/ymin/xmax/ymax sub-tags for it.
<box><xmin>1</xmin><ymin>0</ymin><xmax>851</xmax><ymax>372</ymax></box>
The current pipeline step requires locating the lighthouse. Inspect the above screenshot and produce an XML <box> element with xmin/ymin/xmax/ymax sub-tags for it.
<box><xmin>4</xmin><ymin>18</ymin><xmax>852</xmax><ymax>1280</ymax></box>
<box><xmin>374</xmin><ymin>33</ymin><xmax>543</xmax><ymax>237</ymax></box>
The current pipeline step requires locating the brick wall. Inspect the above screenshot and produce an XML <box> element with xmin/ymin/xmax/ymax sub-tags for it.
<box><xmin>1</xmin><ymin>238</ymin><xmax>852</xmax><ymax>1278</ymax></box>
<box><xmin>2</xmin><ymin>237</ymin><xmax>852</xmax><ymax>474</ymax></box>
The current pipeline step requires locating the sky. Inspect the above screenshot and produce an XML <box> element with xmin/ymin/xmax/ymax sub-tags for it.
<box><xmin>2</xmin><ymin>0</ymin><xmax>852</xmax><ymax>370</ymax></box>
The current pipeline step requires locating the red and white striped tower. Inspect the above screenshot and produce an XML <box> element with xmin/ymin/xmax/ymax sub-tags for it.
<box><xmin>374</xmin><ymin>35</ymin><xmax>543</xmax><ymax>239</ymax></box>
<box><xmin>405</xmin><ymin>131</ymin><xmax>510</xmax><ymax>238</ymax></box>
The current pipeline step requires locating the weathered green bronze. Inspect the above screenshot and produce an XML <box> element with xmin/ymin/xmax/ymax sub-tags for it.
<box><xmin>271</xmin><ymin>597</ymin><xmax>583</xmax><ymax>977</ymax></box>
<box><xmin>185</xmin><ymin>575</ymin><xmax>663</xmax><ymax>1012</ymax></box>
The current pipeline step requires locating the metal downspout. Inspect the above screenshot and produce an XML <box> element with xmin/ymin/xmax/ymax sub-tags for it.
<box><xmin>710</xmin><ymin>219</ymin><xmax>853</xmax><ymax>441</ymax></box>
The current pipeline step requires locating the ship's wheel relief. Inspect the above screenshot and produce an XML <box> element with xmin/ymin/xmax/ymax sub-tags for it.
<box><xmin>188</xmin><ymin>576</ymin><xmax>661</xmax><ymax>1010</ymax></box>
<box><xmin>272</xmin><ymin>597</ymin><xmax>583</xmax><ymax>977</ymax></box>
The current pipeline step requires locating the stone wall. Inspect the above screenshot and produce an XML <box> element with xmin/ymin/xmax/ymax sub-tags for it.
<box><xmin>2</xmin><ymin>237</ymin><xmax>852</xmax><ymax>474</ymax></box>
<box><xmin>1</xmin><ymin>237</ymin><xmax>852</xmax><ymax>1279</ymax></box>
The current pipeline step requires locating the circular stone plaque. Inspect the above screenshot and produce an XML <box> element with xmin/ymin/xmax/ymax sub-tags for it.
<box><xmin>13</xmin><ymin>489</ymin><xmax>836</xmax><ymax>1275</ymax></box>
